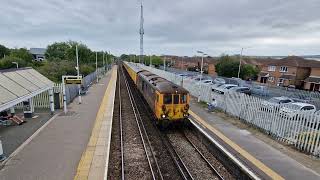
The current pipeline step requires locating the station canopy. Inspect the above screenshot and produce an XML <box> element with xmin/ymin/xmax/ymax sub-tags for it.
<box><xmin>0</xmin><ymin>67</ymin><xmax>54</xmax><ymax>112</ymax></box>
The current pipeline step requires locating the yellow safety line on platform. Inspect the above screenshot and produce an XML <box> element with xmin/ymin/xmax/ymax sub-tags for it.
<box><xmin>189</xmin><ymin>110</ymin><xmax>284</xmax><ymax>180</ymax></box>
<box><xmin>74</xmin><ymin>67</ymin><xmax>117</xmax><ymax>180</ymax></box>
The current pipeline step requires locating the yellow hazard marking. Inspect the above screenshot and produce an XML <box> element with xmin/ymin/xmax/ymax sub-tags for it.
<box><xmin>189</xmin><ymin>110</ymin><xmax>284</xmax><ymax>180</ymax></box>
<box><xmin>74</xmin><ymin>67</ymin><xmax>117</xmax><ymax>180</ymax></box>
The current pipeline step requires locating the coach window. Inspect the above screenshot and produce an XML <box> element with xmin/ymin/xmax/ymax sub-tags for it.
<box><xmin>164</xmin><ymin>94</ymin><xmax>172</xmax><ymax>104</ymax></box>
<box><xmin>156</xmin><ymin>94</ymin><xmax>159</xmax><ymax>103</ymax></box>
<box><xmin>181</xmin><ymin>94</ymin><xmax>187</xmax><ymax>103</ymax></box>
<box><xmin>173</xmin><ymin>94</ymin><xmax>179</xmax><ymax>104</ymax></box>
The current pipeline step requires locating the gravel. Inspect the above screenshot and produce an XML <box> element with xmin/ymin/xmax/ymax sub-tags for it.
<box><xmin>167</xmin><ymin>131</ymin><xmax>221</xmax><ymax>180</ymax></box>
<box><xmin>184</xmin><ymin>129</ymin><xmax>235</xmax><ymax>180</ymax></box>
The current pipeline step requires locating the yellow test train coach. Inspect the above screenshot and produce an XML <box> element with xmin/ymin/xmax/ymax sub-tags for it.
<box><xmin>123</xmin><ymin>61</ymin><xmax>190</xmax><ymax>127</ymax></box>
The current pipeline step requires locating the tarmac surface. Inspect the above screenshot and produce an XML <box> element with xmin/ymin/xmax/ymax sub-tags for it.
<box><xmin>0</xmin><ymin>109</ymin><xmax>53</xmax><ymax>158</ymax></box>
<box><xmin>0</xmin><ymin>72</ymin><xmax>112</xmax><ymax>180</ymax></box>
<box><xmin>189</xmin><ymin>97</ymin><xmax>320</xmax><ymax>180</ymax></box>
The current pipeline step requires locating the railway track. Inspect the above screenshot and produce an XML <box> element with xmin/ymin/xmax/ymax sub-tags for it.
<box><xmin>122</xmin><ymin>66</ymin><xmax>232</xmax><ymax>180</ymax></box>
<box><xmin>109</xmin><ymin>63</ymin><xmax>251</xmax><ymax>180</ymax></box>
<box><xmin>166</xmin><ymin>130</ymin><xmax>225</xmax><ymax>180</ymax></box>
<box><xmin>108</xmin><ymin>67</ymin><xmax>162</xmax><ymax>180</ymax></box>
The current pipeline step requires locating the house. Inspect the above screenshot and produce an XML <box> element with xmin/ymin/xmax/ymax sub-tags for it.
<box><xmin>257</xmin><ymin>56</ymin><xmax>318</xmax><ymax>88</ymax></box>
<box><xmin>303</xmin><ymin>67</ymin><xmax>320</xmax><ymax>91</ymax></box>
<box><xmin>29</xmin><ymin>48</ymin><xmax>46</xmax><ymax>61</ymax></box>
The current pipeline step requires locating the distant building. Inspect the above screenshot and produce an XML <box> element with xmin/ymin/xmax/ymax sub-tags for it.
<box><xmin>257</xmin><ymin>56</ymin><xmax>320</xmax><ymax>89</ymax></box>
<box><xmin>29</xmin><ymin>48</ymin><xmax>46</xmax><ymax>62</ymax></box>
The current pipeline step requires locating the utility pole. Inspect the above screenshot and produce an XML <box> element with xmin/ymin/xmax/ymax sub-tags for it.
<box><xmin>103</xmin><ymin>52</ymin><xmax>105</xmax><ymax>67</ymax></box>
<box><xmin>237</xmin><ymin>48</ymin><xmax>244</xmax><ymax>78</ymax></box>
<box><xmin>76</xmin><ymin>45</ymin><xmax>81</xmax><ymax>104</ymax></box>
<box><xmin>163</xmin><ymin>56</ymin><xmax>166</xmax><ymax>71</ymax></box>
<box><xmin>149</xmin><ymin>55</ymin><xmax>152</xmax><ymax>66</ymax></box>
<box><xmin>139</xmin><ymin>1</ymin><xmax>144</xmax><ymax>64</ymax></box>
<box><xmin>96</xmin><ymin>52</ymin><xmax>98</xmax><ymax>82</ymax></box>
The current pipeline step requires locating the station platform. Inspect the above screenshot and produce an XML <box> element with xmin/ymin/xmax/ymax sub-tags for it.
<box><xmin>189</xmin><ymin>97</ymin><xmax>320</xmax><ymax>180</ymax></box>
<box><xmin>0</xmin><ymin>66</ymin><xmax>117</xmax><ymax>180</ymax></box>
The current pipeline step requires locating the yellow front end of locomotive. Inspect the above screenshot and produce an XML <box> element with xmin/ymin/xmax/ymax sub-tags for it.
<box><xmin>154</xmin><ymin>91</ymin><xmax>189</xmax><ymax>122</ymax></box>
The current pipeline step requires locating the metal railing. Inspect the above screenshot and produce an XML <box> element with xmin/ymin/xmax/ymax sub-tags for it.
<box><xmin>136</xmin><ymin>63</ymin><xmax>320</xmax><ymax>157</ymax></box>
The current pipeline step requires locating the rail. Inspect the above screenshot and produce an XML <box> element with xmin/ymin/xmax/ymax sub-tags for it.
<box><xmin>182</xmin><ymin>131</ymin><xmax>224</xmax><ymax>180</ymax></box>
<box><xmin>120</xmin><ymin>66</ymin><xmax>162</xmax><ymax>180</ymax></box>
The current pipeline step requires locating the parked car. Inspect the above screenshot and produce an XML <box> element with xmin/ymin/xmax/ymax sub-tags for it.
<box><xmin>211</xmin><ymin>83</ymin><xmax>223</xmax><ymax>91</ymax></box>
<box><xmin>251</xmin><ymin>85</ymin><xmax>269</xmax><ymax>96</ymax></box>
<box><xmin>213</xmin><ymin>84</ymin><xmax>238</xmax><ymax>94</ymax></box>
<box><xmin>201</xmin><ymin>79</ymin><xmax>213</xmax><ymax>85</ymax></box>
<box><xmin>261</xmin><ymin>96</ymin><xmax>294</xmax><ymax>111</ymax></box>
<box><xmin>213</xmin><ymin>78</ymin><xmax>226</xmax><ymax>85</ymax></box>
<box><xmin>229</xmin><ymin>87</ymin><xmax>251</xmax><ymax>95</ymax></box>
<box><xmin>279</xmin><ymin>102</ymin><xmax>316</xmax><ymax>119</ymax></box>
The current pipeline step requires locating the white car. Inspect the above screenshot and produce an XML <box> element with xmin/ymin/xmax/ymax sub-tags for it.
<box><xmin>200</xmin><ymin>79</ymin><xmax>213</xmax><ymax>85</ymax></box>
<box><xmin>261</xmin><ymin>96</ymin><xmax>294</xmax><ymax>111</ymax></box>
<box><xmin>213</xmin><ymin>78</ymin><xmax>226</xmax><ymax>85</ymax></box>
<box><xmin>213</xmin><ymin>84</ymin><xmax>238</xmax><ymax>94</ymax></box>
<box><xmin>279</xmin><ymin>102</ymin><xmax>316</xmax><ymax>118</ymax></box>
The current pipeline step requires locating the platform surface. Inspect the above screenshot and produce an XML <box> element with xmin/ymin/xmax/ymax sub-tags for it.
<box><xmin>0</xmin><ymin>68</ymin><xmax>115</xmax><ymax>180</ymax></box>
<box><xmin>189</xmin><ymin>98</ymin><xmax>320</xmax><ymax>180</ymax></box>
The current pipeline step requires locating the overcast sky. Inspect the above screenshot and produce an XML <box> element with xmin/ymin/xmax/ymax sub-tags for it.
<box><xmin>1</xmin><ymin>0</ymin><xmax>320</xmax><ymax>56</ymax></box>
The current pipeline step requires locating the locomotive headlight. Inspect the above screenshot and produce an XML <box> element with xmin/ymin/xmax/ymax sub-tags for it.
<box><xmin>162</xmin><ymin>114</ymin><xmax>166</xmax><ymax>118</ymax></box>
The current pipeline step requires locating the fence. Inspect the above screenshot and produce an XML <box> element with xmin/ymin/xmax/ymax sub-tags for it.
<box><xmin>137</xmin><ymin>63</ymin><xmax>320</xmax><ymax>157</ymax></box>
<box><xmin>15</xmin><ymin>66</ymin><xmax>109</xmax><ymax>109</ymax></box>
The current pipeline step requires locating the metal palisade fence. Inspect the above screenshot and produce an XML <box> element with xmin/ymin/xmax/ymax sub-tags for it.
<box><xmin>16</xmin><ymin>66</ymin><xmax>109</xmax><ymax>109</ymax></box>
<box><xmin>137</xmin><ymin>63</ymin><xmax>320</xmax><ymax>157</ymax></box>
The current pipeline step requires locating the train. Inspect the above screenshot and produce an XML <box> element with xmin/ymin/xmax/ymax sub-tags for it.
<box><xmin>123</xmin><ymin>61</ymin><xmax>190</xmax><ymax>127</ymax></box>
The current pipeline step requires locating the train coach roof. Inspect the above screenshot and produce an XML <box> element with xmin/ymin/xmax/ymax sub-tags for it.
<box><xmin>125</xmin><ymin>62</ymin><xmax>144</xmax><ymax>73</ymax></box>
<box><xmin>139</xmin><ymin>71</ymin><xmax>189</xmax><ymax>94</ymax></box>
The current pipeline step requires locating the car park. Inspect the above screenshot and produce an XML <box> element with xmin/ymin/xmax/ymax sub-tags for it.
<box><xmin>279</xmin><ymin>102</ymin><xmax>316</xmax><ymax>119</ymax></box>
<box><xmin>213</xmin><ymin>84</ymin><xmax>238</xmax><ymax>94</ymax></box>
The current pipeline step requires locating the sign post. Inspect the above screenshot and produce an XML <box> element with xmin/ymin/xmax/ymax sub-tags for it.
<box><xmin>62</xmin><ymin>75</ymin><xmax>83</xmax><ymax>114</ymax></box>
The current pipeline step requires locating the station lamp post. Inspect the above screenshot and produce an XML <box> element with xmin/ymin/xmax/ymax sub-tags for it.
<box><xmin>197</xmin><ymin>50</ymin><xmax>207</xmax><ymax>102</ymax></box>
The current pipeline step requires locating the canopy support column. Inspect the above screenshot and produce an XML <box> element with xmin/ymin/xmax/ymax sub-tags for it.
<box><xmin>49</xmin><ymin>88</ymin><xmax>55</xmax><ymax>114</ymax></box>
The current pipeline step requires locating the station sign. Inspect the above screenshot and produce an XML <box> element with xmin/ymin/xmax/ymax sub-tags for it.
<box><xmin>63</xmin><ymin>76</ymin><xmax>83</xmax><ymax>85</ymax></box>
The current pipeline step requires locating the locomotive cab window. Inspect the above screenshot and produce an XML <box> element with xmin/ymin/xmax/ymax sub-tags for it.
<box><xmin>164</xmin><ymin>94</ymin><xmax>172</xmax><ymax>104</ymax></box>
<box><xmin>181</xmin><ymin>94</ymin><xmax>187</xmax><ymax>103</ymax></box>
<box><xmin>173</xmin><ymin>94</ymin><xmax>179</xmax><ymax>104</ymax></box>
<box><xmin>156</xmin><ymin>94</ymin><xmax>159</xmax><ymax>102</ymax></box>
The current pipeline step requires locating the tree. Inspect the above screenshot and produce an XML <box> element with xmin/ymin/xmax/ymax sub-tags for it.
<box><xmin>45</xmin><ymin>42</ymin><xmax>70</xmax><ymax>60</ymax></box>
<box><xmin>0</xmin><ymin>44</ymin><xmax>10</xmax><ymax>58</ymax></box>
<box><xmin>0</xmin><ymin>56</ymin><xmax>27</xmax><ymax>69</ymax></box>
<box><xmin>10</xmin><ymin>48</ymin><xmax>33</xmax><ymax>63</ymax></box>
<box><xmin>215</xmin><ymin>55</ymin><xmax>259</xmax><ymax>79</ymax></box>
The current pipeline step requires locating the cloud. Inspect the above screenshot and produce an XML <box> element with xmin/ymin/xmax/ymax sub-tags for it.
<box><xmin>0</xmin><ymin>0</ymin><xmax>319</xmax><ymax>56</ymax></box>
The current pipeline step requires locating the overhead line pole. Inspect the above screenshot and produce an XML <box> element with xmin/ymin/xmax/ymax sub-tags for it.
<box><xmin>76</xmin><ymin>45</ymin><xmax>82</xmax><ymax>104</ymax></box>
<box><xmin>96</xmin><ymin>52</ymin><xmax>98</xmax><ymax>82</ymax></box>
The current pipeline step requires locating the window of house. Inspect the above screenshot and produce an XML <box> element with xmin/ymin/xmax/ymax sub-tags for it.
<box><xmin>268</xmin><ymin>66</ymin><xmax>276</xmax><ymax>71</ymax></box>
<box><xmin>173</xmin><ymin>95</ymin><xmax>179</xmax><ymax>104</ymax></box>
<box><xmin>181</xmin><ymin>94</ymin><xmax>187</xmax><ymax>103</ymax></box>
<box><xmin>268</xmin><ymin>77</ymin><xmax>274</xmax><ymax>82</ymax></box>
<box><xmin>280</xmin><ymin>66</ymin><xmax>288</xmax><ymax>72</ymax></box>
<box><xmin>164</xmin><ymin>94</ymin><xmax>172</xmax><ymax>104</ymax></box>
